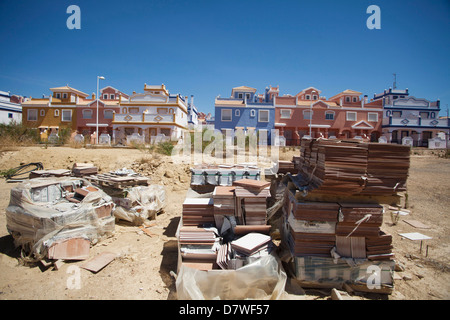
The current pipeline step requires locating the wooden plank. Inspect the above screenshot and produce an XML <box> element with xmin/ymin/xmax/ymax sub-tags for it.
<box><xmin>81</xmin><ymin>252</ymin><xmax>116</xmax><ymax>273</ymax></box>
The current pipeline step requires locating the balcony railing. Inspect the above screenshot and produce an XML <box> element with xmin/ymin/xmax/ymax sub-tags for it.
<box><xmin>385</xmin><ymin>117</ymin><xmax>448</xmax><ymax>128</ymax></box>
<box><xmin>113</xmin><ymin>113</ymin><xmax>175</xmax><ymax>123</ymax></box>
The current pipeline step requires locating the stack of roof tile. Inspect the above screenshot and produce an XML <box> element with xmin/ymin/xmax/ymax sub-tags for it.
<box><xmin>335</xmin><ymin>203</ymin><xmax>393</xmax><ymax>260</ymax></box>
<box><xmin>285</xmin><ymin>200</ymin><xmax>339</xmax><ymax>257</ymax></box>
<box><xmin>311</xmin><ymin>141</ymin><xmax>368</xmax><ymax>195</ymax></box>
<box><xmin>234</xmin><ymin>179</ymin><xmax>271</xmax><ymax>225</ymax></box>
<box><xmin>361</xmin><ymin>143</ymin><xmax>411</xmax><ymax>195</ymax></box>
<box><xmin>181</xmin><ymin>197</ymin><xmax>214</xmax><ymax>226</ymax></box>
<box><xmin>179</xmin><ymin>226</ymin><xmax>219</xmax><ymax>270</ymax></box>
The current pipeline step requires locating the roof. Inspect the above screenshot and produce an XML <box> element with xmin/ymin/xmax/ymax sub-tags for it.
<box><xmin>296</xmin><ymin>87</ymin><xmax>322</xmax><ymax>95</ymax></box>
<box><xmin>143</xmin><ymin>84</ymin><xmax>169</xmax><ymax>95</ymax></box>
<box><xmin>49</xmin><ymin>85</ymin><xmax>89</xmax><ymax>97</ymax></box>
<box><xmin>231</xmin><ymin>86</ymin><xmax>257</xmax><ymax>92</ymax></box>
<box><xmin>329</xmin><ymin>89</ymin><xmax>362</xmax><ymax>100</ymax></box>
<box><xmin>215</xmin><ymin>98</ymin><xmax>245</xmax><ymax>107</ymax></box>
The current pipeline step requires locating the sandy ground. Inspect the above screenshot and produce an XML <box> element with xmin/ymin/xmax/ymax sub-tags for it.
<box><xmin>0</xmin><ymin>145</ymin><xmax>449</xmax><ymax>300</ymax></box>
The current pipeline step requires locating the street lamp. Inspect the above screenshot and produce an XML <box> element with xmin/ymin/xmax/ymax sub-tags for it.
<box><xmin>309</xmin><ymin>90</ymin><xmax>317</xmax><ymax>137</ymax></box>
<box><xmin>96</xmin><ymin>76</ymin><xmax>105</xmax><ymax>144</ymax></box>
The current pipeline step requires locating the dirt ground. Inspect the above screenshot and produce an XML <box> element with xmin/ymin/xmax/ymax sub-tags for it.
<box><xmin>0</xmin><ymin>145</ymin><xmax>449</xmax><ymax>300</ymax></box>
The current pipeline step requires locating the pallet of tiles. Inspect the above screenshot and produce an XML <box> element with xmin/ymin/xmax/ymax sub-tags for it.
<box><xmin>178</xmin><ymin>226</ymin><xmax>218</xmax><ymax>270</ymax></box>
<box><xmin>361</xmin><ymin>143</ymin><xmax>410</xmax><ymax>195</ymax></box>
<box><xmin>181</xmin><ymin>197</ymin><xmax>214</xmax><ymax>226</ymax></box>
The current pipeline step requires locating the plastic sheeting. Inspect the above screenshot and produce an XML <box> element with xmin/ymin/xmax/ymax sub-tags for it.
<box><xmin>175</xmin><ymin>254</ymin><xmax>287</xmax><ymax>300</ymax></box>
<box><xmin>112</xmin><ymin>185</ymin><xmax>165</xmax><ymax>225</ymax></box>
<box><xmin>5</xmin><ymin>177</ymin><xmax>115</xmax><ymax>261</ymax></box>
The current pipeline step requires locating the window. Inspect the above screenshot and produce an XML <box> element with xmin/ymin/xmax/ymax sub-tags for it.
<box><xmin>392</xmin><ymin>111</ymin><xmax>402</xmax><ymax>117</ymax></box>
<box><xmin>56</xmin><ymin>93</ymin><xmax>61</xmax><ymax>99</ymax></box>
<box><xmin>419</xmin><ymin>112</ymin><xmax>429</xmax><ymax>119</ymax></box>
<box><xmin>27</xmin><ymin>109</ymin><xmax>38</xmax><ymax>121</ymax></box>
<box><xmin>280</xmin><ymin>109</ymin><xmax>291</xmax><ymax>119</ymax></box>
<box><xmin>129</xmin><ymin>107</ymin><xmax>139</xmax><ymax>114</ymax></box>
<box><xmin>345</xmin><ymin>97</ymin><xmax>350</xmax><ymax>103</ymax></box>
<box><xmin>303</xmin><ymin>110</ymin><xmax>312</xmax><ymax>120</ymax></box>
<box><xmin>104</xmin><ymin>110</ymin><xmax>113</xmax><ymax>119</ymax></box>
<box><xmin>235</xmin><ymin>109</ymin><xmax>240</xmax><ymax>116</ymax></box>
<box><xmin>62</xmin><ymin>109</ymin><xmax>72</xmax><ymax>122</ymax></box>
<box><xmin>221</xmin><ymin>109</ymin><xmax>232</xmax><ymax>121</ymax></box>
<box><xmin>250</xmin><ymin>109</ymin><xmax>256</xmax><ymax>117</ymax></box>
<box><xmin>313</xmin><ymin>95</ymin><xmax>318</xmax><ymax>100</ymax></box>
<box><xmin>258</xmin><ymin>110</ymin><xmax>269</xmax><ymax>122</ymax></box>
<box><xmin>110</xmin><ymin>94</ymin><xmax>115</xmax><ymax>99</ymax></box>
<box><xmin>352</xmin><ymin>97</ymin><xmax>357</xmax><ymax>102</ymax></box>
<box><xmin>8</xmin><ymin>113</ymin><xmax>13</xmax><ymax>119</ymax></box>
<box><xmin>346</xmin><ymin>111</ymin><xmax>357</xmax><ymax>121</ymax></box>
<box><xmin>169</xmin><ymin>108</ymin><xmax>174</xmax><ymax>114</ymax></box>
<box><xmin>368</xmin><ymin>113</ymin><xmax>378</xmax><ymax>122</ymax></box>
<box><xmin>305</xmin><ymin>95</ymin><xmax>310</xmax><ymax>100</ymax></box>
<box><xmin>430</xmin><ymin>112</ymin><xmax>435</xmax><ymax>119</ymax></box>
<box><xmin>158</xmin><ymin>108</ymin><xmax>168</xmax><ymax>114</ymax></box>
<box><xmin>40</xmin><ymin>109</ymin><xmax>45</xmax><ymax>116</ymax></box>
<box><xmin>245</xmin><ymin>93</ymin><xmax>250</xmax><ymax>100</ymax></box>
<box><xmin>160</xmin><ymin>128</ymin><xmax>171</xmax><ymax>136</ymax></box>
<box><xmin>238</xmin><ymin>93</ymin><xmax>243</xmax><ymax>99</ymax></box>
<box><xmin>325</xmin><ymin>111</ymin><xmax>334</xmax><ymax>120</ymax></box>
<box><xmin>54</xmin><ymin>109</ymin><xmax>60</xmax><ymax>117</ymax></box>
<box><xmin>103</xmin><ymin>94</ymin><xmax>108</xmax><ymax>99</ymax></box>
<box><xmin>82</xmin><ymin>109</ymin><xmax>93</xmax><ymax>119</ymax></box>
<box><xmin>63</xmin><ymin>93</ymin><xmax>67</xmax><ymax>99</ymax></box>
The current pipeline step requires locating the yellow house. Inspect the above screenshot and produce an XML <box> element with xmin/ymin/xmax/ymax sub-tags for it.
<box><xmin>22</xmin><ymin>85</ymin><xmax>89</xmax><ymax>141</ymax></box>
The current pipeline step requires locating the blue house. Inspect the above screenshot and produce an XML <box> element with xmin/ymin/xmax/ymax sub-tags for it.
<box><xmin>214</xmin><ymin>86</ymin><xmax>277</xmax><ymax>144</ymax></box>
<box><xmin>375</xmin><ymin>87</ymin><xmax>450</xmax><ymax>147</ymax></box>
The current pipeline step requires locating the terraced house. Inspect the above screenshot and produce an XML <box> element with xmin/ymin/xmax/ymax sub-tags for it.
<box><xmin>375</xmin><ymin>88</ymin><xmax>450</xmax><ymax>147</ymax></box>
<box><xmin>21</xmin><ymin>85</ymin><xmax>88</xmax><ymax>141</ymax></box>
<box><xmin>112</xmin><ymin>84</ymin><xmax>189</xmax><ymax>144</ymax></box>
<box><xmin>214</xmin><ymin>86</ymin><xmax>276</xmax><ymax>144</ymax></box>
<box><xmin>273</xmin><ymin>86</ymin><xmax>383</xmax><ymax>145</ymax></box>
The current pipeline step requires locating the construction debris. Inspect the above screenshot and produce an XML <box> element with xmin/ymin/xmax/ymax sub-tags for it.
<box><xmin>5</xmin><ymin>177</ymin><xmax>115</xmax><ymax>262</ymax></box>
<box><xmin>175</xmin><ymin>170</ymin><xmax>286</xmax><ymax>299</ymax></box>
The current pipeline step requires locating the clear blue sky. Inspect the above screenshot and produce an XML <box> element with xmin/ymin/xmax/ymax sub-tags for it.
<box><xmin>1</xmin><ymin>0</ymin><xmax>449</xmax><ymax>115</ymax></box>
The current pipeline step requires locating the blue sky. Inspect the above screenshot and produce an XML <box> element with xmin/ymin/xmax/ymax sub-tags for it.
<box><xmin>0</xmin><ymin>0</ymin><xmax>449</xmax><ymax>115</ymax></box>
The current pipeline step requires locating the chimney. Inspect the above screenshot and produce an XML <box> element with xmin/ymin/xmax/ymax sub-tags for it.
<box><xmin>339</xmin><ymin>97</ymin><xmax>343</xmax><ymax>106</ymax></box>
<box><xmin>92</xmin><ymin>93</ymin><xmax>96</xmax><ymax>100</ymax></box>
<box><xmin>191</xmin><ymin>95</ymin><xmax>194</xmax><ymax>106</ymax></box>
<box><xmin>362</xmin><ymin>95</ymin><xmax>367</xmax><ymax>108</ymax></box>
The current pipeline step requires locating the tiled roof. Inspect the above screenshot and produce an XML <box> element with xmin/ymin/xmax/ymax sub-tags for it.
<box><xmin>49</xmin><ymin>85</ymin><xmax>89</xmax><ymax>97</ymax></box>
<box><xmin>232</xmin><ymin>86</ymin><xmax>257</xmax><ymax>92</ymax></box>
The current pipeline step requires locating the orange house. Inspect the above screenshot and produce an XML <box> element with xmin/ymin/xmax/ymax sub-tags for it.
<box><xmin>274</xmin><ymin>88</ymin><xmax>383</xmax><ymax>145</ymax></box>
<box><xmin>22</xmin><ymin>85</ymin><xmax>89</xmax><ymax>141</ymax></box>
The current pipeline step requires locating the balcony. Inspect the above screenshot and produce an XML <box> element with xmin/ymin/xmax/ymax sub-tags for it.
<box><xmin>113</xmin><ymin>113</ymin><xmax>175</xmax><ymax>123</ymax></box>
<box><xmin>384</xmin><ymin>117</ymin><xmax>449</xmax><ymax>128</ymax></box>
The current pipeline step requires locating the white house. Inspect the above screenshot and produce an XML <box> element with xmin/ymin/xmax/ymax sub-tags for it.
<box><xmin>112</xmin><ymin>84</ymin><xmax>188</xmax><ymax>144</ymax></box>
<box><xmin>0</xmin><ymin>90</ymin><xmax>23</xmax><ymax>124</ymax></box>
<box><xmin>376</xmin><ymin>88</ymin><xmax>450</xmax><ymax>147</ymax></box>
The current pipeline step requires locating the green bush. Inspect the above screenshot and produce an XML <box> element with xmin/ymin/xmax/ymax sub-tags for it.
<box><xmin>156</xmin><ymin>141</ymin><xmax>175</xmax><ymax>155</ymax></box>
<box><xmin>0</xmin><ymin>121</ymin><xmax>39</xmax><ymax>146</ymax></box>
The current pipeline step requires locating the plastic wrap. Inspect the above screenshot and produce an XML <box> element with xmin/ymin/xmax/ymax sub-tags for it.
<box><xmin>112</xmin><ymin>185</ymin><xmax>165</xmax><ymax>225</ymax></box>
<box><xmin>175</xmin><ymin>254</ymin><xmax>287</xmax><ymax>300</ymax></box>
<box><xmin>5</xmin><ymin>177</ymin><xmax>115</xmax><ymax>261</ymax></box>
<box><xmin>293</xmin><ymin>255</ymin><xmax>394</xmax><ymax>288</ymax></box>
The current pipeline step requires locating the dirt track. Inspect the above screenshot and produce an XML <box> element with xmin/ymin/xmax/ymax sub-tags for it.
<box><xmin>0</xmin><ymin>146</ymin><xmax>449</xmax><ymax>300</ymax></box>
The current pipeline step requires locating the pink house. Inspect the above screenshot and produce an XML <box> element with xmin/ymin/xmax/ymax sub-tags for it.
<box><xmin>274</xmin><ymin>87</ymin><xmax>383</xmax><ymax>145</ymax></box>
<box><xmin>76</xmin><ymin>86</ymin><xmax>128</xmax><ymax>137</ymax></box>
